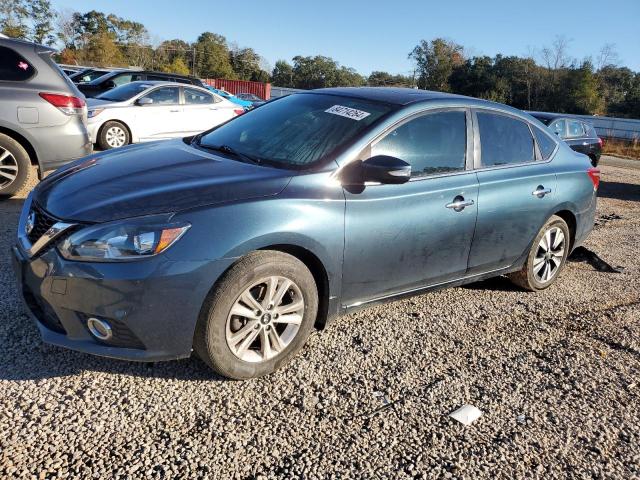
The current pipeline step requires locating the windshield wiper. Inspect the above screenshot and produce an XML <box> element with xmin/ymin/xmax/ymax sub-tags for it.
<box><xmin>196</xmin><ymin>142</ymin><xmax>261</xmax><ymax>165</ymax></box>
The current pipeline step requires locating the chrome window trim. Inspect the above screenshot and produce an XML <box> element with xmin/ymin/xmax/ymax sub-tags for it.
<box><xmin>346</xmin><ymin>106</ymin><xmax>474</xmax><ymax>184</ymax></box>
<box><xmin>472</xmin><ymin>107</ymin><xmax>558</xmax><ymax>171</ymax></box>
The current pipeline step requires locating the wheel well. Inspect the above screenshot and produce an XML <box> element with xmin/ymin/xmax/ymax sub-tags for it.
<box><xmin>259</xmin><ymin>244</ymin><xmax>330</xmax><ymax>330</ymax></box>
<box><xmin>0</xmin><ymin>126</ymin><xmax>38</xmax><ymax>166</ymax></box>
<box><xmin>98</xmin><ymin>120</ymin><xmax>132</xmax><ymax>143</ymax></box>
<box><xmin>554</xmin><ymin>210</ymin><xmax>577</xmax><ymax>250</ymax></box>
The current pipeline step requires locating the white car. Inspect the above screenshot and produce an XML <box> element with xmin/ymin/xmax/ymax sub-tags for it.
<box><xmin>86</xmin><ymin>81</ymin><xmax>243</xmax><ymax>149</ymax></box>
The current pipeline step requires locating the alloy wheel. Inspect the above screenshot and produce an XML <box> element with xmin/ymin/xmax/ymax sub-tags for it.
<box><xmin>225</xmin><ymin>276</ymin><xmax>304</xmax><ymax>363</ymax></box>
<box><xmin>533</xmin><ymin>226</ymin><xmax>565</xmax><ymax>284</ymax></box>
<box><xmin>105</xmin><ymin>126</ymin><xmax>126</xmax><ymax>148</ymax></box>
<box><xmin>0</xmin><ymin>147</ymin><xmax>19</xmax><ymax>189</ymax></box>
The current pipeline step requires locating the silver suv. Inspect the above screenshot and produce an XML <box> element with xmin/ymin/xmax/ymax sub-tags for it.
<box><xmin>0</xmin><ymin>38</ymin><xmax>92</xmax><ymax>197</ymax></box>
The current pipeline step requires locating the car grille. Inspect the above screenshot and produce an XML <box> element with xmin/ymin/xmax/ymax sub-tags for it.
<box><xmin>27</xmin><ymin>204</ymin><xmax>57</xmax><ymax>245</ymax></box>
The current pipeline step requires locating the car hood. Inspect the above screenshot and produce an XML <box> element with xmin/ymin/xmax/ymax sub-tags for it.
<box><xmin>34</xmin><ymin>140</ymin><xmax>294</xmax><ymax>223</ymax></box>
<box><xmin>86</xmin><ymin>98</ymin><xmax>129</xmax><ymax>108</ymax></box>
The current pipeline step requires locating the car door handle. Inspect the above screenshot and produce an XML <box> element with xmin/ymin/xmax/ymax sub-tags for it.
<box><xmin>169</xmin><ymin>109</ymin><xmax>180</xmax><ymax>112</ymax></box>
<box><xmin>445</xmin><ymin>196</ymin><xmax>474</xmax><ymax>212</ymax></box>
<box><xmin>532</xmin><ymin>186</ymin><xmax>552</xmax><ymax>198</ymax></box>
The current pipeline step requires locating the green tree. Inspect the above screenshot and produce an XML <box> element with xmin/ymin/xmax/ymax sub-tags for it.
<box><xmin>271</xmin><ymin>60</ymin><xmax>294</xmax><ymax>87</ymax></box>
<box><xmin>289</xmin><ymin>55</ymin><xmax>364</xmax><ymax>89</ymax></box>
<box><xmin>0</xmin><ymin>0</ymin><xmax>29</xmax><ymax>38</ymax></box>
<box><xmin>229</xmin><ymin>46</ymin><xmax>262</xmax><ymax>80</ymax></box>
<box><xmin>409</xmin><ymin>38</ymin><xmax>464</xmax><ymax>91</ymax></box>
<box><xmin>193</xmin><ymin>32</ymin><xmax>234</xmax><ymax>79</ymax></box>
<box><xmin>563</xmin><ymin>61</ymin><xmax>603</xmax><ymax>114</ymax></box>
<box><xmin>367</xmin><ymin>71</ymin><xmax>413</xmax><ymax>87</ymax></box>
<box><xmin>161</xmin><ymin>56</ymin><xmax>190</xmax><ymax>75</ymax></box>
<box><xmin>28</xmin><ymin>0</ymin><xmax>55</xmax><ymax>45</ymax></box>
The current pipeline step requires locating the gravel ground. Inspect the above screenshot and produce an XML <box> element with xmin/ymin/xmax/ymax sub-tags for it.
<box><xmin>1</xmin><ymin>163</ymin><xmax>639</xmax><ymax>479</ymax></box>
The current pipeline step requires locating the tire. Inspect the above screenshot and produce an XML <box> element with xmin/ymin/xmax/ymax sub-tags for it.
<box><xmin>0</xmin><ymin>133</ymin><xmax>31</xmax><ymax>198</ymax></box>
<box><xmin>98</xmin><ymin>121</ymin><xmax>130</xmax><ymax>150</ymax></box>
<box><xmin>194</xmin><ymin>251</ymin><xmax>318</xmax><ymax>379</ymax></box>
<box><xmin>508</xmin><ymin>215</ymin><xmax>571</xmax><ymax>292</ymax></box>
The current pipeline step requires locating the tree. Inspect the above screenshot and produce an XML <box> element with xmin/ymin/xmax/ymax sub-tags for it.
<box><xmin>161</xmin><ymin>56</ymin><xmax>190</xmax><ymax>75</ymax></box>
<box><xmin>0</xmin><ymin>0</ymin><xmax>29</xmax><ymax>39</ymax></box>
<box><xmin>28</xmin><ymin>0</ymin><xmax>55</xmax><ymax>45</ymax></box>
<box><xmin>229</xmin><ymin>46</ymin><xmax>263</xmax><ymax>80</ymax></box>
<box><xmin>562</xmin><ymin>61</ymin><xmax>603</xmax><ymax>114</ymax></box>
<box><xmin>409</xmin><ymin>38</ymin><xmax>464</xmax><ymax>91</ymax></box>
<box><xmin>193</xmin><ymin>32</ymin><xmax>234</xmax><ymax>78</ymax></box>
<box><xmin>271</xmin><ymin>60</ymin><xmax>294</xmax><ymax>87</ymax></box>
<box><xmin>367</xmin><ymin>71</ymin><xmax>413</xmax><ymax>87</ymax></box>
<box><xmin>289</xmin><ymin>55</ymin><xmax>364</xmax><ymax>89</ymax></box>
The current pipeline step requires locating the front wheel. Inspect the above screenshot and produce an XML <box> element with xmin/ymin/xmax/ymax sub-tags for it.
<box><xmin>194</xmin><ymin>251</ymin><xmax>318</xmax><ymax>379</ymax></box>
<box><xmin>98</xmin><ymin>121</ymin><xmax>130</xmax><ymax>150</ymax></box>
<box><xmin>508</xmin><ymin>215</ymin><xmax>570</xmax><ymax>291</ymax></box>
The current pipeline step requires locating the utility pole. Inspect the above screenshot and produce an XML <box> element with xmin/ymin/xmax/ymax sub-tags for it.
<box><xmin>192</xmin><ymin>47</ymin><xmax>196</xmax><ymax>77</ymax></box>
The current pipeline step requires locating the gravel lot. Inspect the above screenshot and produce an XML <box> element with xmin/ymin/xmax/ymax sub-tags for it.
<box><xmin>1</xmin><ymin>160</ymin><xmax>639</xmax><ymax>479</ymax></box>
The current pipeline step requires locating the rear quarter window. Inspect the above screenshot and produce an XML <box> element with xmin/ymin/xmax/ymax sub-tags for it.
<box><xmin>0</xmin><ymin>46</ymin><xmax>36</xmax><ymax>81</ymax></box>
<box><xmin>532</xmin><ymin>127</ymin><xmax>558</xmax><ymax>160</ymax></box>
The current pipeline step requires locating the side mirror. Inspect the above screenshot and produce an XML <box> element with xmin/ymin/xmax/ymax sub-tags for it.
<box><xmin>360</xmin><ymin>155</ymin><xmax>411</xmax><ymax>184</ymax></box>
<box><xmin>136</xmin><ymin>97</ymin><xmax>153</xmax><ymax>106</ymax></box>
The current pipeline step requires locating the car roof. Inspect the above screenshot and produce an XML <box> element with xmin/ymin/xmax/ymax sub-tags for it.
<box><xmin>310</xmin><ymin>87</ymin><xmax>471</xmax><ymax>106</ymax></box>
<box><xmin>0</xmin><ymin>36</ymin><xmax>56</xmax><ymax>53</ymax></box>
<box><xmin>124</xmin><ymin>81</ymin><xmax>210</xmax><ymax>90</ymax></box>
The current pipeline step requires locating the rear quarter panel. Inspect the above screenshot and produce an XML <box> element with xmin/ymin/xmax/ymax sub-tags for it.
<box><xmin>552</xmin><ymin>145</ymin><xmax>597</xmax><ymax>249</ymax></box>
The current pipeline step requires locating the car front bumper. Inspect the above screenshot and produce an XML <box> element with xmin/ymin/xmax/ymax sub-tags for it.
<box><xmin>11</xmin><ymin>218</ymin><xmax>236</xmax><ymax>362</ymax></box>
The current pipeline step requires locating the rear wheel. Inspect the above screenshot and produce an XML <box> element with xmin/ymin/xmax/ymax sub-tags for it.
<box><xmin>194</xmin><ymin>251</ymin><xmax>318</xmax><ymax>379</ymax></box>
<box><xmin>508</xmin><ymin>215</ymin><xmax>570</xmax><ymax>291</ymax></box>
<box><xmin>0</xmin><ymin>133</ymin><xmax>30</xmax><ymax>198</ymax></box>
<box><xmin>98</xmin><ymin>121</ymin><xmax>130</xmax><ymax>150</ymax></box>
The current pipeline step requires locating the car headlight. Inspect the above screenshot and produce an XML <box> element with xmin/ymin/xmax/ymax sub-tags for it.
<box><xmin>87</xmin><ymin>108</ymin><xmax>104</xmax><ymax>118</ymax></box>
<box><xmin>58</xmin><ymin>216</ymin><xmax>190</xmax><ymax>262</ymax></box>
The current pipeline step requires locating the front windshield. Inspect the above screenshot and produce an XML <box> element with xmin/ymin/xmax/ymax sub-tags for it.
<box><xmin>197</xmin><ymin>93</ymin><xmax>394</xmax><ymax>168</ymax></box>
<box><xmin>97</xmin><ymin>83</ymin><xmax>151</xmax><ymax>102</ymax></box>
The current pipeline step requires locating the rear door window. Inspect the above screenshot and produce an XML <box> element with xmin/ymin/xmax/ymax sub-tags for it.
<box><xmin>567</xmin><ymin>120</ymin><xmax>585</xmax><ymax>138</ymax></box>
<box><xmin>549</xmin><ymin>119</ymin><xmax>566</xmax><ymax>138</ymax></box>
<box><xmin>371</xmin><ymin>110</ymin><xmax>467</xmax><ymax>178</ymax></box>
<box><xmin>0</xmin><ymin>46</ymin><xmax>36</xmax><ymax>81</ymax></box>
<box><xmin>477</xmin><ymin>112</ymin><xmax>535</xmax><ymax>167</ymax></box>
<box><xmin>184</xmin><ymin>87</ymin><xmax>216</xmax><ymax>104</ymax></box>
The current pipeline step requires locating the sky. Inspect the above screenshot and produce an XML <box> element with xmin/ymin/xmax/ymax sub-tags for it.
<box><xmin>52</xmin><ymin>0</ymin><xmax>640</xmax><ymax>74</ymax></box>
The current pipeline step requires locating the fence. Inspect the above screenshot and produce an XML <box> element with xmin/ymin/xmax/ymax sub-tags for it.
<box><xmin>203</xmin><ymin>79</ymin><xmax>271</xmax><ymax>100</ymax></box>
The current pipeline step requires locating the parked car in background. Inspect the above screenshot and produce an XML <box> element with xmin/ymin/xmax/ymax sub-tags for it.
<box><xmin>69</xmin><ymin>68</ymin><xmax>113</xmax><ymax>84</ymax></box>
<box><xmin>60</xmin><ymin>67</ymin><xmax>81</xmax><ymax>76</ymax></box>
<box><xmin>205</xmin><ymin>86</ymin><xmax>253</xmax><ymax>108</ymax></box>
<box><xmin>0</xmin><ymin>37</ymin><xmax>91</xmax><ymax>197</ymax></box>
<box><xmin>86</xmin><ymin>81</ymin><xmax>242</xmax><ymax>149</ymax></box>
<box><xmin>235</xmin><ymin>92</ymin><xmax>266</xmax><ymax>106</ymax></box>
<box><xmin>12</xmin><ymin>88</ymin><xmax>599</xmax><ymax>379</ymax></box>
<box><xmin>78</xmin><ymin>70</ymin><xmax>206</xmax><ymax>98</ymax></box>
<box><xmin>529</xmin><ymin>112</ymin><xmax>602</xmax><ymax>166</ymax></box>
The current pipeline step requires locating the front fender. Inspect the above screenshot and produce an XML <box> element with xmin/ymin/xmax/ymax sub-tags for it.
<box><xmin>168</xmin><ymin>172</ymin><xmax>346</xmax><ymax>305</ymax></box>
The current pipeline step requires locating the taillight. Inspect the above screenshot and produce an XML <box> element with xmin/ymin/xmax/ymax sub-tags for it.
<box><xmin>39</xmin><ymin>93</ymin><xmax>86</xmax><ymax>115</ymax></box>
<box><xmin>233</xmin><ymin>108</ymin><xmax>245</xmax><ymax>116</ymax></box>
<box><xmin>587</xmin><ymin>167</ymin><xmax>600</xmax><ymax>190</ymax></box>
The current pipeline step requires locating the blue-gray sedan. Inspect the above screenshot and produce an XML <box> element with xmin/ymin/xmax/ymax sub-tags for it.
<box><xmin>12</xmin><ymin>88</ymin><xmax>600</xmax><ymax>379</ymax></box>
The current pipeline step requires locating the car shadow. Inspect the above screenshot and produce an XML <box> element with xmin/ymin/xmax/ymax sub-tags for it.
<box><xmin>0</xmin><ymin>317</ymin><xmax>228</xmax><ymax>382</ymax></box>
<box><xmin>598</xmin><ymin>180</ymin><xmax>640</xmax><ymax>202</ymax></box>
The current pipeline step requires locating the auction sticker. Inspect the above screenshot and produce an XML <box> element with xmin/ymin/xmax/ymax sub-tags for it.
<box><xmin>325</xmin><ymin>105</ymin><xmax>371</xmax><ymax>121</ymax></box>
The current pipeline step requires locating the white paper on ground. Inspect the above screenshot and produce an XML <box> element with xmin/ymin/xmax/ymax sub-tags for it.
<box><xmin>449</xmin><ymin>404</ymin><xmax>483</xmax><ymax>426</ymax></box>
